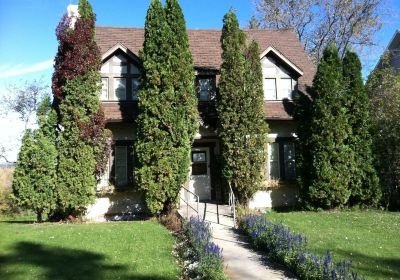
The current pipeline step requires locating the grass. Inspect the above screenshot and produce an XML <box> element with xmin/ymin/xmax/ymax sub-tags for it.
<box><xmin>265</xmin><ymin>210</ymin><xmax>400</xmax><ymax>280</ymax></box>
<box><xmin>0</xmin><ymin>215</ymin><xmax>179</xmax><ymax>280</ymax></box>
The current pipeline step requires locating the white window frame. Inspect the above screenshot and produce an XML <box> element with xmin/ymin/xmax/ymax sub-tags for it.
<box><xmin>268</xmin><ymin>142</ymin><xmax>280</xmax><ymax>179</ymax></box>
<box><xmin>101</xmin><ymin>77</ymin><xmax>109</xmax><ymax>100</ymax></box>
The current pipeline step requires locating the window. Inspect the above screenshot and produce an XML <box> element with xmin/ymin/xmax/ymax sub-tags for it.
<box><xmin>269</xmin><ymin>143</ymin><xmax>280</xmax><ymax>179</ymax></box>
<box><xmin>132</xmin><ymin>78</ymin><xmax>140</xmax><ymax>100</ymax></box>
<box><xmin>191</xmin><ymin>151</ymin><xmax>207</xmax><ymax>175</ymax></box>
<box><xmin>283</xmin><ymin>142</ymin><xmax>296</xmax><ymax>179</ymax></box>
<box><xmin>268</xmin><ymin>139</ymin><xmax>296</xmax><ymax>180</ymax></box>
<box><xmin>101</xmin><ymin>78</ymin><xmax>108</xmax><ymax>100</ymax></box>
<box><xmin>264</xmin><ymin>78</ymin><xmax>277</xmax><ymax>100</ymax></box>
<box><xmin>279</xmin><ymin>78</ymin><xmax>293</xmax><ymax>99</ymax></box>
<box><xmin>115</xmin><ymin>146</ymin><xmax>128</xmax><ymax>186</ymax></box>
<box><xmin>100</xmin><ymin>54</ymin><xmax>140</xmax><ymax>101</ymax></box>
<box><xmin>114</xmin><ymin>78</ymin><xmax>126</xmax><ymax>100</ymax></box>
<box><xmin>197</xmin><ymin>77</ymin><xmax>215</xmax><ymax>101</ymax></box>
<box><xmin>192</xmin><ymin>152</ymin><xmax>206</xmax><ymax>162</ymax></box>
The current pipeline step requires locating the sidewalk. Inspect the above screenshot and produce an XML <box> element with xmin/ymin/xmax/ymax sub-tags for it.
<box><xmin>210</xmin><ymin>222</ymin><xmax>297</xmax><ymax>280</ymax></box>
<box><xmin>178</xmin><ymin>202</ymin><xmax>296</xmax><ymax>279</ymax></box>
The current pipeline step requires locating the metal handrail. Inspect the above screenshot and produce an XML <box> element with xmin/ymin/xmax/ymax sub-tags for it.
<box><xmin>228</xmin><ymin>183</ymin><xmax>236</xmax><ymax>228</ymax></box>
<box><xmin>180</xmin><ymin>186</ymin><xmax>199</xmax><ymax>218</ymax></box>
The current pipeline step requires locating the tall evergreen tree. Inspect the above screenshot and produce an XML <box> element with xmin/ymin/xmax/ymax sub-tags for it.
<box><xmin>136</xmin><ymin>0</ymin><xmax>196</xmax><ymax>214</ymax></box>
<box><xmin>342</xmin><ymin>50</ymin><xmax>381</xmax><ymax>206</ymax></box>
<box><xmin>52</xmin><ymin>0</ymin><xmax>110</xmax><ymax>216</ymax></box>
<box><xmin>217</xmin><ymin>11</ymin><xmax>268</xmax><ymax>204</ymax></box>
<box><xmin>300</xmin><ymin>45</ymin><xmax>355</xmax><ymax>208</ymax></box>
<box><xmin>164</xmin><ymin>0</ymin><xmax>199</xmax><ymax>200</ymax></box>
<box><xmin>366</xmin><ymin>53</ymin><xmax>400</xmax><ymax>210</ymax></box>
<box><xmin>12</xmin><ymin>97</ymin><xmax>58</xmax><ymax>222</ymax></box>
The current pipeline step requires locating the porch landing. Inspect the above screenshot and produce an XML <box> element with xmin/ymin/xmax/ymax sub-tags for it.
<box><xmin>178</xmin><ymin>202</ymin><xmax>297</xmax><ymax>280</ymax></box>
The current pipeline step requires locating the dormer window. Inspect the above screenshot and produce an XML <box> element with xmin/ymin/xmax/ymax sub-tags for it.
<box><xmin>100</xmin><ymin>51</ymin><xmax>140</xmax><ymax>101</ymax></box>
<box><xmin>261</xmin><ymin>55</ymin><xmax>298</xmax><ymax>101</ymax></box>
<box><xmin>196</xmin><ymin>76</ymin><xmax>216</xmax><ymax>101</ymax></box>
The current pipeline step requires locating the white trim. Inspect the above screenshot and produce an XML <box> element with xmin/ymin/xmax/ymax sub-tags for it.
<box><xmin>102</xmin><ymin>43</ymin><xmax>139</xmax><ymax>63</ymax></box>
<box><xmin>260</xmin><ymin>46</ymin><xmax>304</xmax><ymax>76</ymax></box>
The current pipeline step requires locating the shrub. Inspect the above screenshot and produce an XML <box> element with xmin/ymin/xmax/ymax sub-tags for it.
<box><xmin>158</xmin><ymin>211</ymin><xmax>183</xmax><ymax>233</ymax></box>
<box><xmin>183</xmin><ymin>216</ymin><xmax>227</xmax><ymax>280</ymax></box>
<box><xmin>239</xmin><ymin>214</ymin><xmax>365</xmax><ymax>280</ymax></box>
<box><xmin>12</xmin><ymin>129</ymin><xmax>57</xmax><ymax>222</ymax></box>
<box><xmin>0</xmin><ymin>168</ymin><xmax>14</xmax><ymax>213</ymax></box>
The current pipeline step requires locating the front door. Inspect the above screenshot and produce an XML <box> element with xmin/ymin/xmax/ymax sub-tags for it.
<box><xmin>189</xmin><ymin>147</ymin><xmax>211</xmax><ymax>201</ymax></box>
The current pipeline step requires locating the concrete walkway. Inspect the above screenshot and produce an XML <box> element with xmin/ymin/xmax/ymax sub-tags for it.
<box><xmin>178</xmin><ymin>202</ymin><xmax>296</xmax><ymax>280</ymax></box>
<box><xmin>211</xmin><ymin>222</ymin><xmax>296</xmax><ymax>280</ymax></box>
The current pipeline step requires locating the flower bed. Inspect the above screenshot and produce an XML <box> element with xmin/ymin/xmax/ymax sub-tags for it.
<box><xmin>176</xmin><ymin>216</ymin><xmax>227</xmax><ymax>280</ymax></box>
<box><xmin>239</xmin><ymin>214</ymin><xmax>365</xmax><ymax>280</ymax></box>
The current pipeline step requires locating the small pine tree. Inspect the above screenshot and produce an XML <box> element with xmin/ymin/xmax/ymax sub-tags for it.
<box><xmin>342</xmin><ymin>50</ymin><xmax>381</xmax><ymax>206</ymax></box>
<box><xmin>302</xmin><ymin>45</ymin><xmax>355</xmax><ymax>208</ymax></box>
<box><xmin>136</xmin><ymin>0</ymin><xmax>183</xmax><ymax>214</ymax></box>
<box><xmin>217</xmin><ymin>11</ymin><xmax>268</xmax><ymax>204</ymax></box>
<box><xmin>12</xmin><ymin>97</ymin><xmax>58</xmax><ymax>222</ymax></box>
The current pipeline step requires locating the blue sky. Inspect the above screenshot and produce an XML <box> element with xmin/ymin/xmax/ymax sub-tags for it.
<box><xmin>0</xmin><ymin>0</ymin><xmax>399</xmax><ymax>162</ymax></box>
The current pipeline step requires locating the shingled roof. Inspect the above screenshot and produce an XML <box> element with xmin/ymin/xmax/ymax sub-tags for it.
<box><xmin>96</xmin><ymin>26</ymin><xmax>315</xmax><ymax>88</ymax></box>
<box><xmin>96</xmin><ymin>26</ymin><xmax>316</xmax><ymax>121</ymax></box>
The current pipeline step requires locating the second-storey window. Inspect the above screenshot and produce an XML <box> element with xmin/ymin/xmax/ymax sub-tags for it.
<box><xmin>264</xmin><ymin>78</ymin><xmax>277</xmax><ymax>100</ymax></box>
<box><xmin>132</xmin><ymin>78</ymin><xmax>140</xmax><ymax>100</ymax></box>
<box><xmin>114</xmin><ymin>78</ymin><xmax>126</xmax><ymax>100</ymax></box>
<box><xmin>279</xmin><ymin>78</ymin><xmax>293</xmax><ymax>99</ymax></box>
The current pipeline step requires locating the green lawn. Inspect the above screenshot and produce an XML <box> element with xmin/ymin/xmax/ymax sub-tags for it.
<box><xmin>265</xmin><ymin>210</ymin><xmax>400</xmax><ymax>280</ymax></box>
<box><xmin>0</xmin><ymin>215</ymin><xmax>179</xmax><ymax>280</ymax></box>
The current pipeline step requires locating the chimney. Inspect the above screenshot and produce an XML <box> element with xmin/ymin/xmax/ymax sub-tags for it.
<box><xmin>67</xmin><ymin>4</ymin><xmax>79</xmax><ymax>29</ymax></box>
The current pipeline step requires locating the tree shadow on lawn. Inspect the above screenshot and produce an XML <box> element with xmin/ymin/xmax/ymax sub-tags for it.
<box><xmin>335</xmin><ymin>248</ymin><xmax>400</xmax><ymax>279</ymax></box>
<box><xmin>0</xmin><ymin>241</ymin><xmax>175</xmax><ymax>280</ymax></box>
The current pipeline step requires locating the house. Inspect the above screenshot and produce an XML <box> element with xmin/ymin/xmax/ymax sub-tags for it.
<box><xmin>376</xmin><ymin>30</ymin><xmax>400</xmax><ymax>70</ymax></box>
<box><xmin>86</xmin><ymin>26</ymin><xmax>315</xmax><ymax>220</ymax></box>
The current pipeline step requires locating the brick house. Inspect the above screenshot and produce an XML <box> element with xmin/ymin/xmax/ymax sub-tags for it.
<box><xmin>86</xmin><ymin>26</ymin><xmax>315</xmax><ymax>219</ymax></box>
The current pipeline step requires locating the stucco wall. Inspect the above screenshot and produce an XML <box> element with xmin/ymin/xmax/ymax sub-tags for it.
<box><xmin>85</xmin><ymin>191</ymin><xmax>145</xmax><ymax>221</ymax></box>
<box><xmin>249</xmin><ymin>185</ymin><xmax>299</xmax><ymax>209</ymax></box>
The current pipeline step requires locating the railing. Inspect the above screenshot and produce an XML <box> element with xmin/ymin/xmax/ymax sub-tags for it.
<box><xmin>228</xmin><ymin>183</ymin><xmax>236</xmax><ymax>228</ymax></box>
<box><xmin>180</xmin><ymin>186</ymin><xmax>199</xmax><ymax>218</ymax></box>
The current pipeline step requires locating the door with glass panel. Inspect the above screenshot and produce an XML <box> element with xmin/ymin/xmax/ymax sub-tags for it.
<box><xmin>189</xmin><ymin>147</ymin><xmax>211</xmax><ymax>201</ymax></box>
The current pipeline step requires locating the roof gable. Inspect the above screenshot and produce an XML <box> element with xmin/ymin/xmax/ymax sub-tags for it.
<box><xmin>95</xmin><ymin>26</ymin><xmax>315</xmax><ymax>88</ymax></box>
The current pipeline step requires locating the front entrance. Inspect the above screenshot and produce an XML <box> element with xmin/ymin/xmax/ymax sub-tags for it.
<box><xmin>189</xmin><ymin>147</ymin><xmax>211</xmax><ymax>201</ymax></box>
